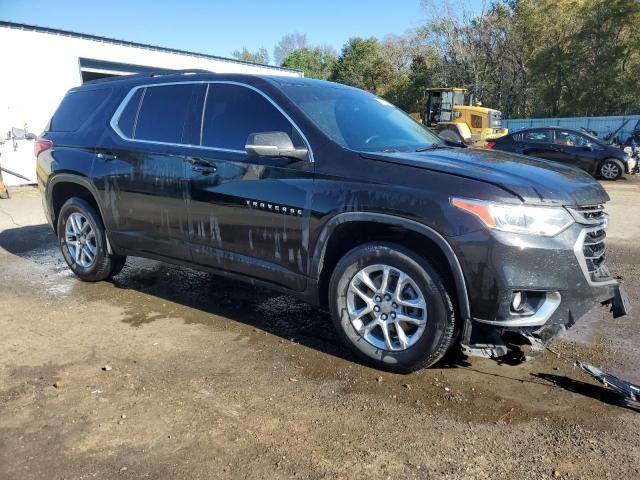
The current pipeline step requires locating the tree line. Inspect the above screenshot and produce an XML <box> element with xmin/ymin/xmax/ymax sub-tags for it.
<box><xmin>233</xmin><ymin>0</ymin><xmax>640</xmax><ymax>119</ymax></box>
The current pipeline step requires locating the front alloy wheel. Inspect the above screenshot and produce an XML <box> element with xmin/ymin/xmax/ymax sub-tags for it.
<box><xmin>347</xmin><ymin>264</ymin><xmax>427</xmax><ymax>351</ymax></box>
<box><xmin>329</xmin><ymin>242</ymin><xmax>457</xmax><ymax>373</ymax></box>
<box><xmin>599</xmin><ymin>159</ymin><xmax>623</xmax><ymax>180</ymax></box>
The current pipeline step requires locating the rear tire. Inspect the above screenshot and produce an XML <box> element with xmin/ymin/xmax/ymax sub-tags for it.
<box><xmin>598</xmin><ymin>158</ymin><xmax>624</xmax><ymax>180</ymax></box>
<box><xmin>328</xmin><ymin>242</ymin><xmax>457</xmax><ymax>373</ymax></box>
<box><xmin>57</xmin><ymin>197</ymin><xmax>126</xmax><ymax>282</ymax></box>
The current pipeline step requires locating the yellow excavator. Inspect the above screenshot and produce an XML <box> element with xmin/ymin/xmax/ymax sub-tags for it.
<box><xmin>421</xmin><ymin>88</ymin><xmax>508</xmax><ymax>146</ymax></box>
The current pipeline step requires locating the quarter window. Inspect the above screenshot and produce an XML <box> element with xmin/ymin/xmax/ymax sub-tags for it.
<box><xmin>50</xmin><ymin>89</ymin><xmax>111</xmax><ymax>132</ymax></box>
<box><xmin>201</xmin><ymin>83</ymin><xmax>295</xmax><ymax>151</ymax></box>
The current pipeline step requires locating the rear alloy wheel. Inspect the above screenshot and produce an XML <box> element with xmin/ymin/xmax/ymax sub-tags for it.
<box><xmin>57</xmin><ymin>197</ymin><xmax>126</xmax><ymax>282</ymax></box>
<box><xmin>599</xmin><ymin>159</ymin><xmax>624</xmax><ymax>180</ymax></box>
<box><xmin>329</xmin><ymin>243</ymin><xmax>457</xmax><ymax>373</ymax></box>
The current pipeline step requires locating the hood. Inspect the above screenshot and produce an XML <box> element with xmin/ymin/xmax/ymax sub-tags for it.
<box><xmin>361</xmin><ymin>147</ymin><xmax>609</xmax><ymax>206</ymax></box>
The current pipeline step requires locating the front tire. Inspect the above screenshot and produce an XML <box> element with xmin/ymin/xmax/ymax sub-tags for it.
<box><xmin>437</xmin><ymin>127</ymin><xmax>466</xmax><ymax>144</ymax></box>
<box><xmin>329</xmin><ymin>243</ymin><xmax>457</xmax><ymax>373</ymax></box>
<box><xmin>57</xmin><ymin>197</ymin><xmax>126</xmax><ymax>282</ymax></box>
<box><xmin>598</xmin><ymin>158</ymin><xmax>624</xmax><ymax>180</ymax></box>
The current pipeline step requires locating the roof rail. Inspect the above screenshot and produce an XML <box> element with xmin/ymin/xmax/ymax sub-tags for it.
<box><xmin>149</xmin><ymin>68</ymin><xmax>214</xmax><ymax>77</ymax></box>
<box><xmin>83</xmin><ymin>68</ymin><xmax>215</xmax><ymax>85</ymax></box>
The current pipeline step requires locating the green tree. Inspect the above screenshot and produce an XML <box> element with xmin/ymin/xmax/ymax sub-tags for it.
<box><xmin>232</xmin><ymin>47</ymin><xmax>270</xmax><ymax>65</ymax></box>
<box><xmin>274</xmin><ymin>33</ymin><xmax>309</xmax><ymax>66</ymax></box>
<box><xmin>330</xmin><ymin>38</ymin><xmax>394</xmax><ymax>94</ymax></box>
<box><xmin>282</xmin><ymin>46</ymin><xmax>337</xmax><ymax>80</ymax></box>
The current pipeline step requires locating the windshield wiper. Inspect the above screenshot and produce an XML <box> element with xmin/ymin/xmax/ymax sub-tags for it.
<box><xmin>415</xmin><ymin>144</ymin><xmax>454</xmax><ymax>152</ymax></box>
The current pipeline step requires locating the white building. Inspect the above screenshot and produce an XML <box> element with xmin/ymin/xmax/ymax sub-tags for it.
<box><xmin>0</xmin><ymin>22</ymin><xmax>302</xmax><ymax>186</ymax></box>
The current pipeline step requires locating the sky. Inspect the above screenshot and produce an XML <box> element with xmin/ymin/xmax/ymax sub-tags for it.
<box><xmin>1</xmin><ymin>0</ymin><xmax>485</xmax><ymax>62</ymax></box>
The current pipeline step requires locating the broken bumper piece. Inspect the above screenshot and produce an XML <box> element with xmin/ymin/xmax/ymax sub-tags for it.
<box><xmin>461</xmin><ymin>284</ymin><xmax>631</xmax><ymax>361</ymax></box>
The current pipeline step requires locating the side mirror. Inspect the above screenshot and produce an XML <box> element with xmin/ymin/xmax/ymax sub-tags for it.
<box><xmin>245</xmin><ymin>131</ymin><xmax>308</xmax><ymax>161</ymax></box>
<box><xmin>582</xmin><ymin>143</ymin><xmax>593</xmax><ymax>151</ymax></box>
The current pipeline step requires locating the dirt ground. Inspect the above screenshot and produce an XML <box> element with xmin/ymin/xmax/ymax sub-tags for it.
<box><xmin>0</xmin><ymin>179</ymin><xmax>639</xmax><ymax>480</ymax></box>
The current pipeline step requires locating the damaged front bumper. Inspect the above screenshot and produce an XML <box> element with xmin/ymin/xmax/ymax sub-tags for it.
<box><xmin>451</xmin><ymin>213</ymin><xmax>631</xmax><ymax>361</ymax></box>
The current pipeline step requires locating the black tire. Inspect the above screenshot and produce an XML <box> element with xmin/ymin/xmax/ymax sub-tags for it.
<box><xmin>437</xmin><ymin>127</ymin><xmax>465</xmax><ymax>144</ymax></box>
<box><xmin>598</xmin><ymin>158</ymin><xmax>625</xmax><ymax>180</ymax></box>
<box><xmin>328</xmin><ymin>242</ymin><xmax>457</xmax><ymax>373</ymax></box>
<box><xmin>57</xmin><ymin>197</ymin><xmax>126</xmax><ymax>282</ymax></box>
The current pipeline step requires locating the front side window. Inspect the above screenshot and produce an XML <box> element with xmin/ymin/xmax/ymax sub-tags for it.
<box><xmin>201</xmin><ymin>83</ymin><xmax>295</xmax><ymax>151</ymax></box>
<box><xmin>555</xmin><ymin>130</ymin><xmax>589</xmax><ymax>147</ymax></box>
<box><xmin>133</xmin><ymin>84</ymin><xmax>197</xmax><ymax>143</ymax></box>
<box><xmin>523</xmin><ymin>130</ymin><xmax>552</xmax><ymax>143</ymax></box>
<box><xmin>280</xmin><ymin>83</ymin><xmax>443</xmax><ymax>151</ymax></box>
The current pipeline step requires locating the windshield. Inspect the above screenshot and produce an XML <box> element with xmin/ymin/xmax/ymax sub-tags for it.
<box><xmin>279</xmin><ymin>83</ymin><xmax>444</xmax><ymax>151</ymax></box>
<box><xmin>579</xmin><ymin>129</ymin><xmax>606</xmax><ymax>146</ymax></box>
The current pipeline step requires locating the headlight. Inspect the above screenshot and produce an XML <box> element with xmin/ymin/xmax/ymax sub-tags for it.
<box><xmin>451</xmin><ymin>197</ymin><xmax>574</xmax><ymax>236</ymax></box>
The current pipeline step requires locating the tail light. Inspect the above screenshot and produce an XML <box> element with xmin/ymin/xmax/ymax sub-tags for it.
<box><xmin>485</xmin><ymin>141</ymin><xmax>496</xmax><ymax>149</ymax></box>
<box><xmin>34</xmin><ymin>139</ymin><xmax>53</xmax><ymax>157</ymax></box>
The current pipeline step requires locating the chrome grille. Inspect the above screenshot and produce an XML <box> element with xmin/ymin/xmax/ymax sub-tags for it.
<box><xmin>566</xmin><ymin>204</ymin><xmax>607</xmax><ymax>225</ymax></box>
<box><xmin>582</xmin><ymin>227</ymin><xmax>610</xmax><ymax>280</ymax></box>
<box><xmin>569</xmin><ymin>204</ymin><xmax>612</xmax><ymax>283</ymax></box>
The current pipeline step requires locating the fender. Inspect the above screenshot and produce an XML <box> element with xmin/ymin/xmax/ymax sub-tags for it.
<box><xmin>311</xmin><ymin>212</ymin><xmax>471</xmax><ymax>320</ymax></box>
<box><xmin>46</xmin><ymin>173</ymin><xmax>114</xmax><ymax>254</ymax></box>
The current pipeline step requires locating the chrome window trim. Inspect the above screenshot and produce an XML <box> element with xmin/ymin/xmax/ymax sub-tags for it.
<box><xmin>109</xmin><ymin>80</ymin><xmax>315</xmax><ymax>162</ymax></box>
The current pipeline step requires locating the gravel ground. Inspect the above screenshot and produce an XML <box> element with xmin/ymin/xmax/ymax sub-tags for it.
<box><xmin>0</xmin><ymin>180</ymin><xmax>639</xmax><ymax>479</ymax></box>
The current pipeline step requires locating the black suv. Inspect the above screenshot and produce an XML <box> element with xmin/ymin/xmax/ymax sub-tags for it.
<box><xmin>486</xmin><ymin>127</ymin><xmax>634</xmax><ymax>180</ymax></box>
<box><xmin>36</xmin><ymin>71</ymin><xmax>629</xmax><ymax>372</ymax></box>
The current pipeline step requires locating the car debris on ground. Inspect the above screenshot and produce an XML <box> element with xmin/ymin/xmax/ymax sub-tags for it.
<box><xmin>578</xmin><ymin>361</ymin><xmax>640</xmax><ymax>410</ymax></box>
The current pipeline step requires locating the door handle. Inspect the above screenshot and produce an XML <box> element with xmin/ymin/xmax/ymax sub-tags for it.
<box><xmin>97</xmin><ymin>152</ymin><xmax>117</xmax><ymax>161</ymax></box>
<box><xmin>186</xmin><ymin>157</ymin><xmax>217</xmax><ymax>174</ymax></box>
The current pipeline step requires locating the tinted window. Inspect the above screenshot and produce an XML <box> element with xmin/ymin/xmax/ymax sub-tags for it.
<box><xmin>523</xmin><ymin>130</ymin><xmax>551</xmax><ymax>143</ymax></box>
<box><xmin>555</xmin><ymin>130</ymin><xmax>589</xmax><ymax>147</ymax></box>
<box><xmin>117</xmin><ymin>89</ymin><xmax>143</xmax><ymax>138</ymax></box>
<box><xmin>512</xmin><ymin>133</ymin><xmax>523</xmax><ymax>142</ymax></box>
<box><xmin>280</xmin><ymin>83</ymin><xmax>443</xmax><ymax>151</ymax></box>
<box><xmin>135</xmin><ymin>84</ymin><xmax>196</xmax><ymax>143</ymax></box>
<box><xmin>201</xmin><ymin>84</ymin><xmax>293</xmax><ymax>150</ymax></box>
<box><xmin>50</xmin><ymin>89</ymin><xmax>111</xmax><ymax>132</ymax></box>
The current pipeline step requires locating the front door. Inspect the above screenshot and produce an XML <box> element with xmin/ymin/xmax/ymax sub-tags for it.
<box><xmin>550</xmin><ymin>129</ymin><xmax>600</xmax><ymax>173</ymax></box>
<box><xmin>187</xmin><ymin>82</ymin><xmax>313</xmax><ymax>291</ymax></box>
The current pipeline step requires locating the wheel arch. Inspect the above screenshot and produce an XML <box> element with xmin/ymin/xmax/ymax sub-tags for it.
<box><xmin>311</xmin><ymin>212</ymin><xmax>471</xmax><ymax>320</ymax></box>
<box><xmin>598</xmin><ymin>157</ymin><xmax>626</xmax><ymax>178</ymax></box>
<box><xmin>48</xmin><ymin>174</ymin><xmax>106</xmax><ymax>235</ymax></box>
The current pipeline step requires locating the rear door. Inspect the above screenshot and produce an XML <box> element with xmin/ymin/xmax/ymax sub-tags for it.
<box><xmin>187</xmin><ymin>82</ymin><xmax>314</xmax><ymax>292</ymax></box>
<box><xmin>95</xmin><ymin>83</ymin><xmax>203</xmax><ymax>261</ymax></box>
<box><xmin>521</xmin><ymin>129</ymin><xmax>558</xmax><ymax>160</ymax></box>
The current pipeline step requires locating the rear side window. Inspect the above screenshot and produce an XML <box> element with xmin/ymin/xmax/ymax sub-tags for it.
<box><xmin>50</xmin><ymin>89</ymin><xmax>111</xmax><ymax>132</ymax></box>
<box><xmin>116</xmin><ymin>89</ymin><xmax>143</xmax><ymax>138</ymax></box>
<box><xmin>134</xmin><ymin>84</ymin><xmax>197</xmax><ymax>143</ymax></box>
<box><xmin>523</xmin><ymin>130</ymin><xmax>551</xmax><ymax>143</ymax></box>
<box><xmin>201</xmin><ymin>83</ymin><xmax>294</xmax><ymax>150</ymax></box>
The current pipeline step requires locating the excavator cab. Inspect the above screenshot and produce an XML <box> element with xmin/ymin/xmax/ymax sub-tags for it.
<box><xmin>421</xmin><ymin>87</ymin><xmax>508</xmax><ymax>146</ymax></box>
<box><xmin>423</xmin><ymin>88</ymin><xmax>466</xmax><ymax>126</ymax></box>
